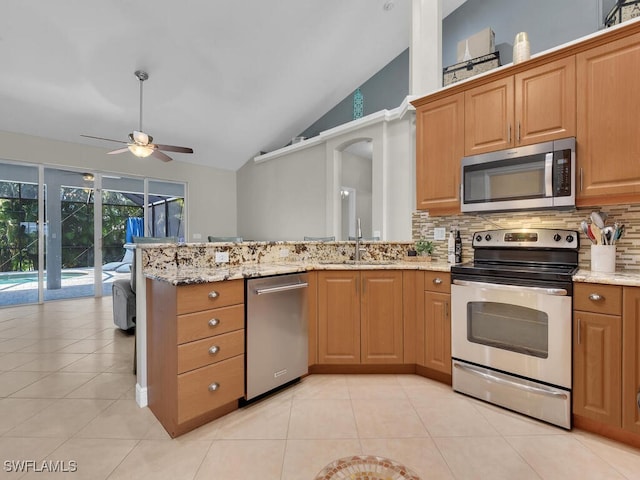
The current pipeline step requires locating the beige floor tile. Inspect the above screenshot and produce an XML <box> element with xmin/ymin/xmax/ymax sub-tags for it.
<box><xmin>55</xmin><ymin>338</ymin><xmax>114</xmax><ymax>354</ymax></box>
<box><xmin>360</xmin><ymin>437</ymin><xmax>455</xmax><ymax>480</ymax></box>
<box><xmin>403</xmin><ymin>381</ymin><xmax>459</xmax><ymax>407</ymax></box>
<box><xmin>214</xmin><ymin>396</ymin><xmax>292</xmax><ymax>439</ymax></box>
<box><xmin>65</xmin><ymin>372</ymin><xmax>135</xmax><ymax>399</ymax></box>
<box><xmin>10</xmin><ymin>372</ymin><xmax>97</xmax><ymax>398</ymax></box>
<box><xmin>506</xmin><ymin>434</ymin><xmax>627</xmax><ymax>479</ymax></box>
<box><xmin>288</xmin><ymin>398</ymin><xmax>358</xmax><ymax>439</ymax></box>
<box><xmin>19</xmin><ymin>438</ymin><xmax>138</xmax><ymax>480</ymax></box>
<box><xmin>75</xmin><ymin>399</ymin><xmax>158</xmax><ymax>439</ymax></box>
<box><xmin>108</xmin><ymin>439</ymin><xmax>212</xmax><ymax>480</ymax></box>
<box><xmin>290</xmin><ymin>374</ymin><xmax>350</xmax><ymax>399</ymax></box>
<box><xmin>0</xmin><ymin>398</ymin><xmax>56</xmax><ymax>435</ymax></box>
<box><xmin>574</xmin><ymin>430</ymin><xmax>640</xmax><ymax>480</ymax></box>
<box><xmin>194</xmin><ymin>439</ymin><xmax>285</xmax><ymax>480</ymax></box>
<box><xmin>16</xmin><ymin>338</ymin><xmax>80</xmax><ymax>353</ymax></box>
<box><xmin>0</xmin><ymin>437</ymin><xmax>67</xmax><ymax>474</ymax></box>
<box><xmin>0</xmin><ymin>338</ymin><xmax>38</xmax><ymax>352</ymax></box>
<box><xmin>345</xmin><ymin>373</ymin><xmax>402</xmax><ymax>387</ymax></box>
<box><xmin>281</xmin><ymin>439</ymin><xmax>362</xmax><ymax>480</ymax></box>
<box><xmin>414</xmin><ymin>399</ymin><xmax>499</xmax><ymax>437</ymax></box>
<box><xmin>348</xmin><ymin>383</ymin><xmax>409</xmax><ymax>400</ymax></box>
<box><xmin>434</xmin><ymin>436</ymin><xmax>540</xmax><ymax>479</ymax></box>
<box><xmin>351</xmin><ymin>398</ymin><xmax>428</xmax><ymax>438</ymax></box>
<box><xmin>60</xmin><ymin>353</ymin><xmax>130</xmax><ymax>373</ymax></box>
<box><xmin>12</xmin><ymin>353</ymin><xmax>89</xmax><ymax>372</ymax></box>
<box><xmin>7</xmin><ymin>398</ymin><xmax>113</xmax><ymax>437</ymax></box>
<box><xmin>396</xmin><ymin>373</ymin><xmax>441</xmax><ymax>387</ymax></box>
<box><xmin>0</xmin><ymin>352</ymin><xmax>41</xmax><ymax>370</ymax></box>
<box><xmin>0</xmin><ymin>370</ymin><xmax>50</xmax><ymax>397</ymax></box>
<box><xmin>92</xmin><ymin>337</ymin><xmax>134</xmax><ymax>355</ymax></box>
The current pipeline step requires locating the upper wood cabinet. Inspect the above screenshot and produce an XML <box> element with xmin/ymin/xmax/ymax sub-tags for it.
<box><xmin>465</xmin><ymin>57</ymin><xmax>575</xmax><ymax>156</ymax></box>
<box><xmin>415</xmin><ymin>93</ymin><xmax>464</xmax><ymax>213</ymax></box>
<box><xmin>576</xmin><ymin>32</ymin><xmax>640</xmax><ymax>206</ymax></box>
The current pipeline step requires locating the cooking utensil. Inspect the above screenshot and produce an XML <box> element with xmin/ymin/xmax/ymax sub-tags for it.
<box><xmin>590</xmin><ymin>223</ymin><xmax>602</xmax><ymax>245</ymax></box>
<box><xmin>580</xmin><ymin>220</ymin><xmax>590</xmax><ymax>240</ymax></box>
<box><xmin>602</xmin><ymin>226</ymin><xmax>614</xmax><ymax>245</ymax></box>
<box><xmin>591</xmin><ymin>211</ymin><xmax>605</xmax><ymax>229</ymax></box>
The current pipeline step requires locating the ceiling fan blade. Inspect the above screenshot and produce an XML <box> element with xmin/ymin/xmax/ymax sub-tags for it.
<box><xmin>155</xmin><ymin>144</ymin><xmax>194</xmax><ymax>154</ymax></box>
<box><xmin>151</xmin><ymin>149</ymin><xmax>173</xmax><ymax>162</ymax></box>
<box><xmin>107</xmin><ymin>147</ymin><xmax>130</xmax><ymax>155</ymax></box>
<box><xmin>81</xmin><ymin>134</ymin><xmax>127</xmax><ymax>144</ymax></box>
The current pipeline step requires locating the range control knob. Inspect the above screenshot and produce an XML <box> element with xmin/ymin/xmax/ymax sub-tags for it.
<box><xmin>475</xmin><ymin>234</ymin><xmax>482</xmax><ymax>242</ymax></box>
<box><xmin>485</xmin><ymin>234</ymin><xmax>492</xmax><ymax>242</ymax></box>
<box><xmin>553</xmin><ymin>233</ymin><xmax>562</xmax><ymax>242</ymax></box>
<box><xmin>566</xmin><ymin>234</ymin><xmax>574</xmax><ymax>243</ymax></box>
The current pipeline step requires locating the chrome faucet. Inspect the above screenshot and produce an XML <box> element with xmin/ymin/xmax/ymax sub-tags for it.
<box><xmin>355</xmin><ymin>217</ymin><xmax>366</xmax><ymax>262</ymax></box>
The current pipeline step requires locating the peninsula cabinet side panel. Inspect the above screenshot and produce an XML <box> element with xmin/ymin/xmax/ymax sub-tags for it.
<box><xmin>576</xmin><ymin>32</ymin><xmax>640</xmax><ymax>206</ymax></box>
<box><xmin>146</xmin><ymin>279</ymin><xmax>178</xmax><ymax>433</ymax></box>
<box><xmin>623</xmin><ymin>287</ymin><xmax>640</xmax><ymax>435</ymax></box>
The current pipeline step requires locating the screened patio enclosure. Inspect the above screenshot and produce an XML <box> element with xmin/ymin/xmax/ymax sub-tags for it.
<box><xmin>0</xmin><ymin>162</ymin><xmax>185</xmax><ymax>306</ymax></box>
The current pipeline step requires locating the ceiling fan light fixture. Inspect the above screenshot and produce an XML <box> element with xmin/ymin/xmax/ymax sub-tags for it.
<box><xmin>128</xmin><ymin>144</ymin><xmax>154</xmax><ymax>158</ymax></box>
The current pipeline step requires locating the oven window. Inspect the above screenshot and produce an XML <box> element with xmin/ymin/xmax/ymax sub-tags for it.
<box><xmin>467</xmin><ymin>302</ymin><xmax>548</xmax><ymax>358</ymax></box>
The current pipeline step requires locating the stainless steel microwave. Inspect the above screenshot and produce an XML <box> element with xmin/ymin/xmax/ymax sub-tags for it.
<box><xmin>460</xmin><ymin>137</ymin><xmax>575</xmax><ymax>213</ymax></box>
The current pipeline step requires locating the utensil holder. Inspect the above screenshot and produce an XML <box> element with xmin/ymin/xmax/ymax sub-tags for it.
<box><xmin>591</xmin><ymin>245</ymin><xmax>616</xmax><ymax>273</ymax></box>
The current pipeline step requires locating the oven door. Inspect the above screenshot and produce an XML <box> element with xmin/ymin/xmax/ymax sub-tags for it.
<box><xmin>451</xmin><ymin>279</ymin><xmax>572</xmax><ymax>389</ymax></box>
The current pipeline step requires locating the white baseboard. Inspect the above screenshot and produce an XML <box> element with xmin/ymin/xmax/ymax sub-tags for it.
<box><xmin>136</xmin><ymin>383</ymin><xmax>148</xmax><ymax>407</ymax></box>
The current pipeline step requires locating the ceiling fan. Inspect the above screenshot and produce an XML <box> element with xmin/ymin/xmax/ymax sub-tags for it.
<box><xmin>82</xmin><ymin>70</ymin><xmax>194</xmax><ymax>162</ymax></box>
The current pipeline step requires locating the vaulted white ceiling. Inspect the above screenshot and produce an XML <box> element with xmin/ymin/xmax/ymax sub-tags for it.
<box><xmin>0</xmin><ymin>0</ymin><xmax>465</xmax><ymax>171</ymax></box>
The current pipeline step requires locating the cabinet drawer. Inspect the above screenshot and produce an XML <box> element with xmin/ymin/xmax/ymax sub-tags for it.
<box><xmin>178</xmin><ymin>330</ymin><xmax>245</xmax><ymax>374</ymax></box>
<box><xmin>177</xmin><ymin>279</ymin><xmax>244</xmax><ymax>314</ymax></box>
<box><xmin>424</xmin><ymin>271</ymin><xmax>451</xmax><ymax>293</ymax></box>
<box><xmin>177</xmin><ymin>355</ymin><xmax>244</xmax><ymax>423</ymax></box>
<box><xmin>177</xmin><ymin>304</ymin><xmax>244</xmax><ymax>344</ymax></box>
<box><xmin>574</xmin><ymin>283</ymin><xmax>622</xmax><ymax>315</ymax></box>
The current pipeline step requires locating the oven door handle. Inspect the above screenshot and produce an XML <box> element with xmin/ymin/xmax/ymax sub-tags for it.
<box><xmin>454</xmin><ymin>362</ymin><xmax>568</xmax><ymax>399</ymax></box>
<box><xmin>452</xmin><ymin>279</ymin><xmax>568</xmax><ymax>296</ymax></box>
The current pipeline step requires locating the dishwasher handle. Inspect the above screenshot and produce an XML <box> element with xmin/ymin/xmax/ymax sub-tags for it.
<box><xmin>255</xmin><ymin>282</ymin><xmax>308</xmax><ymax>295</ymax></box>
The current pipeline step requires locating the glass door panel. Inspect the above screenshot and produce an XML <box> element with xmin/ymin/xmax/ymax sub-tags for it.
<box><xmin>147</xmin><ymin>180</ymin><xmax>185</xmax><ymax>239</ymax></box>
<box><xmin>0</xmin><ymin>163</ymin><xmax>39</xmax><ymax>306</ymax></box>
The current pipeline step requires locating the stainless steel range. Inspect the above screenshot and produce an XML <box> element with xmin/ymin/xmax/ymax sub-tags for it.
<box><xmin>450</xmin><ymin>228</ymin><xmax>579</xmax><ymax>429</ymax></box>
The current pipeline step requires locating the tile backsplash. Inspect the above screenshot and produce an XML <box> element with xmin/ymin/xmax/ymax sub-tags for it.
<box><xmin>412</xmin><ymin>205</ymin><xmax>640</xmax><ymax>271</ymax></box>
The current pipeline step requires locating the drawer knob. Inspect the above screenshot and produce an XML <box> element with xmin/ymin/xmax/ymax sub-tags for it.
<box><xmin>208</xmin><ymin>382</ymin><xmax>220</xmax><ymax>392</ymax></box>
<box><xmin>588</xmin><ymin>293</ymin><xmax>603</xmax><ymax>301</ymax></box>
<box><xmin>208</xmin><ymin>318</ymin><xmax>220</xmax><ymax>327</ymax></box>
<box><xmin>208</xmin><ymin>291</ymin><xmax>219</xmax><ymax>299</ymax></box>
<box><xmin>209</xmin><ymin>345</ymin><xmax>220</xmax><ymax>355</ymax></box>
<box><xmin>433</xmin><ymin>278</ymin><xmax>443</xmax><ymax>285</ymax></box>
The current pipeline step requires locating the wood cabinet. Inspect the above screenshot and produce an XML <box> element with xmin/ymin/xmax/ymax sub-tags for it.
<box><xmin>573</xmin><ymin>283</ymin><xmax>640</xmax><ymax>446</ymax></box>
<box><xmin>576</xmin><ymin>32</ymin><xmax>640</xmax><ymax>206</ymax></box>
<box><xmin>623</xmin><ymin>287</ymin><xmax>640</xmax><ymax>435</ymax></box>
<box><xmin>465</xmin><ymin>57</ymin><xmax>575</xmax><ymax>156</ymax></box>
<box><xmin>147</xmin><ymin>278</ymin><xmax>245</xmax><ymax>437</ymax></box>
<box><xmin>418</xmin><ymin>271</ymin><xmax>451</xmax><ymax>375</ymax></box>
<box><xmin>415</xmin><ymin>93</ymin><xmax>464</xmax><ymax>213</ymax></box>
<box><xmin>317</xmin><ymin>270</ymin><xmax>403</xmax><ymax>365</ymax></box>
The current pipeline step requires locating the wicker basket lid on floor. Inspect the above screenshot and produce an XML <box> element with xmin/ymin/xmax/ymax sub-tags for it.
<box><xmin>314</xmin><ymin>455</ymin><xmax>421</xmax><ymax>480</ymax></box>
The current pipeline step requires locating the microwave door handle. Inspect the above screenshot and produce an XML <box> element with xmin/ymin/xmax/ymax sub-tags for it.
<box><xmin>452</xmin><ymin>279</ymin><xmax>568</xmax><ymax>296</ymax></box>
<box><xmin>545</xmin><ymin>152</ymin><xmax>553</xmax><ymax>197</ymax></box>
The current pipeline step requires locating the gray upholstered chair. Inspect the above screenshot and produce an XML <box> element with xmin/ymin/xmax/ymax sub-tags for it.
<box><xmin>208</xmin><ymin>236</ymin><xmax>243</xmax><ymax>242</ymax></box>
<box><xmin>303</xmin><ymin>236</ymin><xmax>335</xmax><ymax>242</ymax></box>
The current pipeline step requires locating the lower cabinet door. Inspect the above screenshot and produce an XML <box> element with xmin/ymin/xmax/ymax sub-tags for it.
<box><xmin>177</xmin><ymin>355</ymin><xmax>244</xmax><ymax>423</ymax></box>
<box><xmin>623</xmin><ymin>287</ymin><xmax>640</xmax><ymax>434</ymax></box>
<box><xmin>424</xmin><ymin>291</ymin><xmax>451</xmax><ymax>374</ymax></box>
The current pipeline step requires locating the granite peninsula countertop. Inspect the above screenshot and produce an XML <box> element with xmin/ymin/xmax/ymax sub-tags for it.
<box><xmin>144</xmin><ymin>259</ymin><xmax>452</xmax><ymax>286</ymax></box>
<box><xmin>572</xmin><ymin>269</ymin><xmax>640</xmax><ymax>287</ymax></box>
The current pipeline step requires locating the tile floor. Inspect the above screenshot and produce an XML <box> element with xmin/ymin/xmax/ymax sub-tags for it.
<box><xmin>1</xmin><ymin>297</ymin><xmax>640</xmax><ymax>479</ymax></box>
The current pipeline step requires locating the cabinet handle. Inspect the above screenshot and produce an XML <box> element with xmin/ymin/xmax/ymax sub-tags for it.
<box><xmin>208</xmin><ymin>291</ymin><xmax>219</xmax><ymax>299</ymax></box>
<box><xmin>577</xmin><ymin>318</ymin><xmax>581</xmax><ymax>345</ymax></box>
<box><xmin>637</xmin><ymin>391</ymin><xmax>640</xmax><ymax>411</ymax></box>
<box><xmin>208</xmin><ymin>382</ymin><xmax>220</xmax><ymax>392</ymax></box>
<box><xmin>517</xmin><ymin>121</ymin><xmax>521</xmax><ymax>143</ymax></box>
<box><xmin>445</xmin><ymin>301</ymin><xmax>449</xmax><ymax>318</ymax></box>
<box><xmin>208</xmin><ymin>318</ymin><xmax>220</xmax><ymax>327</ymax></box>
<box><xmin>209</xmin><ymin>345</ymin><xmax>220</xmax><ymax>355</ymax></box>
<box><xmin>580</xmin><ymin>167</ymin><xmax>584</xmax><ymax>192</ymax></box>
<box><xmin>433</xmin><ymin>278</ymin><xmax>443</xmax><ymax>285</ymax></box>
<box><xmin>588</xmin><ymin>293</ymin><xmax>603</xmax><ymax>301</ymax></box>
<box><xmin>507</xmin><ymin>124</ymin><xmax>512</xmax><ymax>143</ymax></box>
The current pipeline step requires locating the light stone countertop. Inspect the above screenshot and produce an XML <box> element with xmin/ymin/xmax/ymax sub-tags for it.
<box><xmin>572</xmin><ymin>269</ymin><xmax>640</xmax><ymax>287</ymax></box>
<box><xmin>144</xmin><ymin>259</ymin><xmax>452</xmax><ymax>286</ymax></box>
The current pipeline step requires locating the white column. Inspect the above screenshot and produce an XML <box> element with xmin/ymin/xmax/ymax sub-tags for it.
<box><xmin>410</xmin><ymin>0</ymin><xmax>442</xmax><ymax>97</ymax></box>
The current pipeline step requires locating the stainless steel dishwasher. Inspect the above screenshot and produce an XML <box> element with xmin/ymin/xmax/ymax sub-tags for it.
<box><xmin>245</xmin><ymin>272</ymin><xmax>308</xmax><ymax>400</ymax></box>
